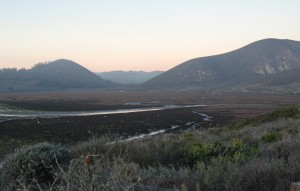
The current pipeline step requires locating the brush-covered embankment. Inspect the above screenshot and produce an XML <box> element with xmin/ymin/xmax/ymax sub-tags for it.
<box><xmin>0</xmin><ymin>106</ymin><xmax>300</xmax><ymax>190</ymax></box>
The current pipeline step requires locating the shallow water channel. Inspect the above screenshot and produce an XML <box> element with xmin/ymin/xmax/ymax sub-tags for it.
<box><xmin>0</xmin><ymin>104</ymin><xmax>214</xmax><ymax>168</ymax></box>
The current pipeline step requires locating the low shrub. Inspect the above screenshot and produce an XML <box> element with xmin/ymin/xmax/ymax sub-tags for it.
<box><xmin>261</xmin><ymin>131</ymin><xmax>283</xmax><ymax>143</ymax></box>
<box><xmin>234</xmin><ymin>158</ymin><xmax>293</xmax><ymax>191</ymax></box>
<box><xmin>0</xmin><ymin>142</ymin><xmax>69</xmax><ymax>190</ymax></box>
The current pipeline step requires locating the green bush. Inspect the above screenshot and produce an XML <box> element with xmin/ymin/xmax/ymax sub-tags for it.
<box><xmin>179</xmin><ymin>138</ymin><xmax>260</xmax><ymax>167</ymax></box>
<box><xmin>261</xmin><ymin>132</ymin><xmax>283</xmax><ymax>143</ymax></box>
<box><xmin>0</xmin><ymin>142</ymin><xmax>69</xmax><ymax>190</ymax></box>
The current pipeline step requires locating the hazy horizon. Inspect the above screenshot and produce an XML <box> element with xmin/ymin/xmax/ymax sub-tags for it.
<box><xmin>1</xmin><ymin>0</ymin><xmax>300</xmax><ymax>72</ymax></box>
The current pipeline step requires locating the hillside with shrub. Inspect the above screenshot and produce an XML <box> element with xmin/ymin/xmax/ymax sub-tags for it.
<box><xmin>0</xmin><ymin>106</ymin><xmax>300</xmax><ymax>190</ymax></box>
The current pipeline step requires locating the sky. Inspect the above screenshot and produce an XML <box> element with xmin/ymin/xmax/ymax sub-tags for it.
<box><xmin>0</xmin><ymin>0</ymin><xmax>300</xmax><ymax>72</ymax></box>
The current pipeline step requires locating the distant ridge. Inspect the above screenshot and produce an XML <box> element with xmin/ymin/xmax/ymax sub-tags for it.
<box><xmin>142</xmin><ymin>38</ymin><xmax>300</xmax><ymax>92</ymax></box>
<box><xmin>97</xmin><ymin>70</ymin><xmax>163</xmax><ymax>84</ymax></box>
<box><xmin>0</xmin><ymin>59</ymin><xmax>118</xmax><ymax>91</ymax></box>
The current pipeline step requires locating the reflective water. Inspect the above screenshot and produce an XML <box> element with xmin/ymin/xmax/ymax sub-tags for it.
<box><xmin>0</xmin><ymin>104</ymin><xmax>208</xmax><ymax>121</ymax></box>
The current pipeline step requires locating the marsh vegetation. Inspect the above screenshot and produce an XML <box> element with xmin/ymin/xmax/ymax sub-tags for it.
<box><xmin>0</xmin><ymin>105</ymin><xmax>299</xmax><ymax>190</ymax></box>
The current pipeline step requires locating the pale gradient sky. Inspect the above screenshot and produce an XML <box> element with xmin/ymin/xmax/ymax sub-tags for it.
<box><xmin>0</xmin><ymin>0</ymin><xmax>300</xmax><ymax>72</ymax></box>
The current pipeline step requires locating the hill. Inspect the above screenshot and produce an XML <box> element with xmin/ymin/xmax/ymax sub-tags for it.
<box><xmin>0</xmin><ymin>59</ymin><xmax>118</xmax><ymax>91</ymax></box>
<box><xmin>142</xmin><ymin>38</ymin><xmax>300</xmax><ymax>92</ymax></box>
<box><xmin>97</xmin><ymin>70</ymin><xmax>163</xmax><ymax>84</ymax></box>
<box><xmin>30</xmin><ymin>59</ymin><xmax>115</xmax><ymax>88</ymax></box>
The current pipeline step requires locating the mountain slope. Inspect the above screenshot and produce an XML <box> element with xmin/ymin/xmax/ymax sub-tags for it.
<box><xmin>263</xmin><ymin>67</ymin><xmax>300</xmax><ymax>86</ymax></box>
<box><xmin>142</xmin><ymin>39</ymin><xmax>300</xmax><ymax>91</ymax></box>
<box><xmin>97</xmin><ymin>71</ymin><xmax>163</xmax><ymax>84</ymax></box>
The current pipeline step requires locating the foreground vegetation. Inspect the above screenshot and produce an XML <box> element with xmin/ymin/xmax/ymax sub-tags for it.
<box><xmin>0</xmin><ymin>106</ymin><xmax>300</xmax><ymax>190</ymax></box>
